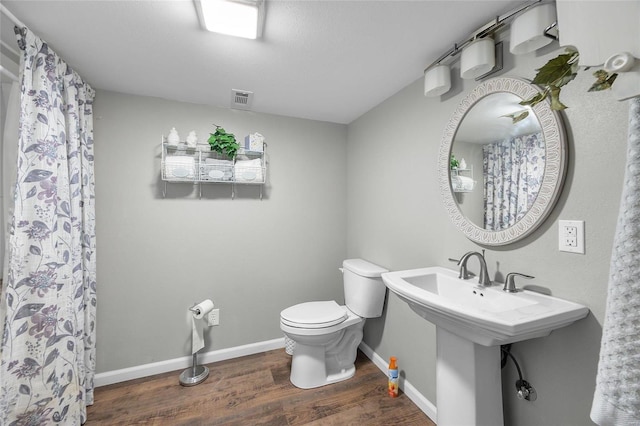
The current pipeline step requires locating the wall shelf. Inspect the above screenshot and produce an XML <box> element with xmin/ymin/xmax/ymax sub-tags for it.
<box><xmin>161</xmin><ymin>136</ymin><xmax>267</xmax><ymax>199</ymax></box>
<box><xmin>451</xmin><ymin>167</ymin><xmax>475</xmax><ymax>193</ymax></box>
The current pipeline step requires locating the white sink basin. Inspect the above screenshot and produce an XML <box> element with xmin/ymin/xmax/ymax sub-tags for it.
<box><xmin>382</xmin><ymin>266</ymin><xmax>589</xmax><ymax>346</ymax></box>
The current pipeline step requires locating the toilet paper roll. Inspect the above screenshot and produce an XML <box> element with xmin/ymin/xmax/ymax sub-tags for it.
<box><xmin>189</xmin><ymin>300</ymin><xmax>214</xmax><ymax>354</ymax></box>
<box><xmin>191</xmin><ymin>299</ymin><xmax>214</xmax><ymax>319</ymax></box>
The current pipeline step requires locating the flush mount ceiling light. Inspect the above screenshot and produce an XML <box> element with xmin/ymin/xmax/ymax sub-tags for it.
<box><xmin>460</xmin><ymin>38</ymin><xmax>495</xmax><ymax>79</ymax></box>
<box><xmin>424</xmin><ymin>64</ymin><xmax>451</xmax><ymax>97</ymax></box>
<box><xmin>196</xmin><ymin>0</ymin><xmax>265</xmax><ymax>39</ymax></box>
<box><xmin>510</xmin><ymin>3</ymin><xmax>557</xmax><ymax>55</ymax></box>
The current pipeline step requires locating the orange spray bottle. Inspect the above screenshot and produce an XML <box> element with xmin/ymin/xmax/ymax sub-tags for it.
<box><xmin>388</xmin><ymin>356</ymin><xmax>399</xmax><ymax>397</ymax></box>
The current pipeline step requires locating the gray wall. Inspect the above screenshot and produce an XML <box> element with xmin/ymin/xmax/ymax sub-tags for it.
<box><xmin>348</xmin><ymin>45</ymin><xmax>628</xmax><ymax>425</ymax></box>
<box><xmin>93</xmin><ymin>91</ymin><xmax>348</xmax><ymax>372</ymax></box>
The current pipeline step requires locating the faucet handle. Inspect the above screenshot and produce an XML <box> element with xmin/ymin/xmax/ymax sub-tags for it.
<box><xmin>504</xmin><ymin>272</ymin><xmax>534</xmax><ymax>293</ymax></box>
<box><xmin>452</xmin><ymin>257</ymin><xmax>473</xmax><ymax>279</ymax></box>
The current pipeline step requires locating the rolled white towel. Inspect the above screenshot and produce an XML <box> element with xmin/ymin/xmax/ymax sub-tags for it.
<box><xmin>452</xmin><ymin>175</ymin><xmax>475</xmax><ymax>191</ymax></box>
<box><xmin>459</xmin><ymin>176</ymin><xmax>475</xmax><ymax>191</ymax></box>
<box><xmin>234</xmin><ymin>158</ymin><xmax>263</xmax><ymax>183</ymax></box>
<box><xmin>201</xmin><ymin>158</ymin><xmax>233</xmax><ymax>181</ymax></box>
<box><xmin>165</xmin><ymin>155</ymin><xmax>195</xmax><ymax>179</ymax></box>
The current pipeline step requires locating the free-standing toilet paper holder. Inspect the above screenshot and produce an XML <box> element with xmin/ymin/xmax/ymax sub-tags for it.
<box><xmin>179</xmin><ymin>352</ymin><xmax>209</xmax><ymax>386</ymax></box>
<box><xmin>179</xmin><ymin>305</ymin><xmax>210</xmax><ymax>386</ymax></box>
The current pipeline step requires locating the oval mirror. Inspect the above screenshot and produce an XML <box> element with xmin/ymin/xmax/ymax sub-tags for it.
<box><xmin>438</xmin><ymin>77</ymin><xmax>567</xmax><ymax>246</ymax></box>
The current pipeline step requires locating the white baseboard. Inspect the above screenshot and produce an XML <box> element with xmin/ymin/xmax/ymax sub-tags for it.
<box><xmin>94</xmin><ymin>337</ymin><xmax>285</xmax><ymax>388</ymax></box>
<box><xmin>359</xmin><ymin>341</ymin><xmax>437</xmax><ymax>422</ymax></box>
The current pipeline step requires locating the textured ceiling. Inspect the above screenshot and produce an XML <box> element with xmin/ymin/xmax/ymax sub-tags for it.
<box><xmin>1</xmin><ymin>0</ymin><xmax>522</xmax><ymax>124</ymax></box>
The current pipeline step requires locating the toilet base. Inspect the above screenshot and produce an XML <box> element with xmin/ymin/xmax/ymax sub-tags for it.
<box><xmin>289</xmin><ymin>339</ymin><xmax>357</xmax><ymax>389</ymax></box>
<box><xmin>286</xmin><ymin>319</ymin><xmax>364</xmax><ymax>389</ymax></box>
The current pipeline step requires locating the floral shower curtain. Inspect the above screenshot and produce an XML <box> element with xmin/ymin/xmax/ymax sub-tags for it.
<box><xmin>483</xmin><ymin>132</ymin><xmax>545</xmax><ymax>230</ymax></box>
<box><xmin>0</xmin><ymin>27</ymin><xmax>96</xmax><ymax>425</ymax></box>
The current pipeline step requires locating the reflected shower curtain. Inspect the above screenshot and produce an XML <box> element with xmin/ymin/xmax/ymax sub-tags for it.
<box><xmin>483</xmin><ymin>132</ymin><xmax>544</xmax><ymax>230</ymax></box>
<box><xmin>0</xmin><ymin>27</ymin><xmax>96</xmax><ymax>425</ymax></box>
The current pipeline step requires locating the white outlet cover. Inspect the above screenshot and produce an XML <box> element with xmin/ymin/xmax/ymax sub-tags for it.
<box><xmin>206</xmin><ymin>309</ymin><xmax>219</xmax><ymax>326</ymax></box>
<box><xmin>559</xmin><ymin>220</ymin><xmax>585</xmax><ymax>254</ymax></box>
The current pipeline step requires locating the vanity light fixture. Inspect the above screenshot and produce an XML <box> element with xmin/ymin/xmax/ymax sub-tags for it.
<box><xmin>510</xmin><ymin>3</ymin><xmax>558</xmax><ymax>55</ymax></box>
<box><xmin>422</xmin><ymin>0</ymin><xmax>556</xmax><ymax>97</ymax></box>
<box><xmin>424</xmin><ymin>64</ymin><xmax>452</xmax><ymax>97</ymax></box>
<box><xmin>196</xmin><ymin>0</ymin><xmax>265</xmax><ymax>39</ymax></box>
<box><xmin>460</xmin><ymin>37</ymin><xmax>496</xmax><ymax>79</ymax></box>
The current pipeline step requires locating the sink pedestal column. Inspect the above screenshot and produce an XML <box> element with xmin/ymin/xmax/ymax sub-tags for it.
<box><xmin>436</xmin><ymin>327</ymin><xmax>503</xmax><ymax>426</ymax></box>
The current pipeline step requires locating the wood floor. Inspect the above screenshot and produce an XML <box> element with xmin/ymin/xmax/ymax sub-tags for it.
<box><xmin>86</xmin><ymin>349</ymin><xmax>435</xmax><ymax>425</ymax></box>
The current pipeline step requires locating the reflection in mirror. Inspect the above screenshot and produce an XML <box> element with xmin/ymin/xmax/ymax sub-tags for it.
<box><xmin>438</xmin><ymin>77</ymin><xmax>566</xmax><ymax>246</ymax></box>
<box><xmin>452</xmin><ymin>93</ymin><xmax>544</xmax><ymax>230</ymax></box>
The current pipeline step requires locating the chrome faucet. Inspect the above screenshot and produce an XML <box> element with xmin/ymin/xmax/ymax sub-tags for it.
<box><xmin>457</xmin><ymin>251</ymin><xmax>492</xmax><ymax>286</ymax></box>
<box><xmin>503</xmin><ymin>272</ymin><xmax>534</xmax><ymax>293</ymax></box>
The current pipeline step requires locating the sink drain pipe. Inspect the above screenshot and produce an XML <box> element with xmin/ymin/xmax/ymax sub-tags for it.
<box><xmin>501</xmin><ymin>344</ymin><xmax>537</xmax><ymax>401</ymax></box>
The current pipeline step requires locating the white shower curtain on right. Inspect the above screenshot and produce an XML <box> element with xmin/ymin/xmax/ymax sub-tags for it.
<box><xmin>591</xmin><ymin>97</ymin><xmax>640</xmax><ymax>425</ymax></box>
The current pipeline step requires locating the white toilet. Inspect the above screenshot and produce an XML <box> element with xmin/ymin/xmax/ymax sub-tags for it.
<box><xmin>280</xmin><ymin>258</ymin><xmax>388</xmax><ymax>389</ymax></box>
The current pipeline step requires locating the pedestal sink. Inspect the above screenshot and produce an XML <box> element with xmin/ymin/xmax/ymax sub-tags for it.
<box><xmin>382</xmin><ymin>267</ymin><xmax>589</xmax><ymax>426</ymax></box>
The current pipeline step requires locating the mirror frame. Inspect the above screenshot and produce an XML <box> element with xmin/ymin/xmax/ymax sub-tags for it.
<box><xmin>438</xmin><ymin>77</ymin><xmax>567</xmax><ymax>246</ymax></box>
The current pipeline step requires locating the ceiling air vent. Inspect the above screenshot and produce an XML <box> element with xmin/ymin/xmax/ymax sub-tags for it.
<box><xmin>231</xmin><ymin>89</ymin><xmax>253</xmax><ymax>110</ymax></box>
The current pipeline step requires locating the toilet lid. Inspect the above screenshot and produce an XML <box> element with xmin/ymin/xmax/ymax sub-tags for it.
<box><xmin>280</xmin><ymin>301</ymin><xmax>348</xmax><ymax>329</ymax></box>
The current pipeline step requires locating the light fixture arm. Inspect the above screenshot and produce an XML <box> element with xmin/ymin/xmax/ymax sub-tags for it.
<box><xmin>543</xmin><ymin>21</ymin><xmax>559</xmax><ymax>41</ymax></box>
<box><xmin>424</xmin><ymin>0</ymin><xmax>550</xmax><ymax>73</ymax></box>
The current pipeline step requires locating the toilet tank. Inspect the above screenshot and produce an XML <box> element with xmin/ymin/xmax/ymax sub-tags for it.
<box><xmin>342</xmin><ymin>259</ymin><xmax>388</xmax><ymax>318</ymax></box>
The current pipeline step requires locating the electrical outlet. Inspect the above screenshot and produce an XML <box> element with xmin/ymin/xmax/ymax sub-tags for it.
<box><xmin>565</xmin><ymin>226</ymin><xmax>577</xmax><ymax>247</ymax></box>
<box><xmin>206</xmin><ymin>309</ymin><xmax>220</xmax><ymax>326</ymax></box>
<box><xmin>559</xmin><ymin>220</ymin><xmax>585</xmax><ymax>254</ymax></box>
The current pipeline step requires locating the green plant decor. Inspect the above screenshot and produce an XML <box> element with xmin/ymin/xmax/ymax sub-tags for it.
<box><xmin>450</xmin><ymin>154</ymin><xmax>459</xmax><ymax>170</ymax></box>
<box><xmin>520</xmin><ymin>48</ymin><xmax>618</xmax><ymax>112</ymax></box>
<box><xmin>208</xmin><ymin>125</ymin><xmax>239</xmax><ymax>158</ymax></box>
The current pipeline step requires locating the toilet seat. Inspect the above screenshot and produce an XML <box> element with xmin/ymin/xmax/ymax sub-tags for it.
<box><xmin>280</xmin><ymin>301</ymin><xmax>347</xmax><ymax>329</ymax></box>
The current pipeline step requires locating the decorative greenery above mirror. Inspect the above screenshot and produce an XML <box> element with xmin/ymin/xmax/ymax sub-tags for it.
<box><xmin>439</xmin><ymin>77</ymin><xmax>567</xmax><ymax>246</ymax></box>
<box><xmin>522</xmin><ymin>48</ymin><xmax>618</xmax><ymax>111</ymax></box>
